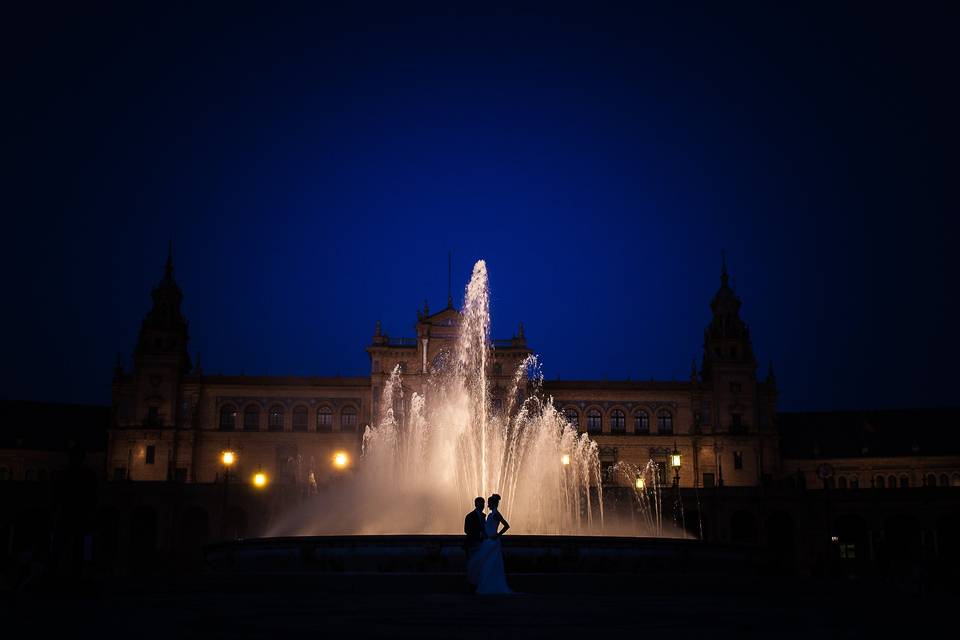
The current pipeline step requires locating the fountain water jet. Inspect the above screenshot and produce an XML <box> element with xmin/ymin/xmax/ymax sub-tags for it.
<box><xmin>268</xmin><ymin>259</ymin><xmax>609</xmax><ymax>535</ymax></box>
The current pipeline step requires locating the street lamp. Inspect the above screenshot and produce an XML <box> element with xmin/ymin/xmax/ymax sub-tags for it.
<box><xmin>635</xmin><ymin>476</ymin><xmax>645</xmax><ymax>490</ymax></box>
<box><xmin>561</xmin><ymin>454</ymin><xmax>571</xmax><ymax>466</ymax></box>
<box><xmin>221</xmin><ymin>448</ymin><xmax>237</xmax><ymax>539</ymax></box>
<box><xmin>253</xmin><ymin>469</ymin><xmax>268</xmax><ymax>488</ymax></box>
<box><xmin>671</xmin><ymin>442</ymin><xmax>682</xmax><ymax>487</ymax></box>
<box><xmin>333</xmin><ymin>451</ymin><xmax>349</xmax><ymax>469</ymax></box>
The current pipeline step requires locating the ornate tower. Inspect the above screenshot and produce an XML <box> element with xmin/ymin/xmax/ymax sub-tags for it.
<box><xmin>109</xmin><ymin>243</ymin><xmax>192</xmax><ymax>481</ymax></box>
<box><xmin>701</xmin><ymin>254</ymin><xmax>756</xmax><ymax>383</ymax></box>
<box><xmin>698</xmin><ymin>254</ymin><xmax>778</xmax><ymax>485</ymax></box>
<box><xmin>134</xmin><ymin>242</ymin><xmax>191</xmax><ymax>376</ymax></box>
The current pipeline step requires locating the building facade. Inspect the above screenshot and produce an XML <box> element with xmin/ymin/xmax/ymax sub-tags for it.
<box><xmin>779</xmin><ymin>409</ymin><xmax>960</xmax><ymax>490</ymax></box>
<box><xmin>108</xmin><ymin>250</ymin><xmax>778</xmax><ymax>491</ymax></box>
<box><xmin>4</xmin><ymin>250</ymin><xmax>959</xmax><ymax>584</ymax></box>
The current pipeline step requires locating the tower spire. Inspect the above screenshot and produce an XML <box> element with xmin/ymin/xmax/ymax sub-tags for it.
<box><xmin>701</xmin><ymin>250</ymin><xmax>755</xmax><ymax>380</ymax></box>
<box><xmin>136</xmin><ymin>242</ymin><xmax>190</xmax><ymax>373</ymax></box>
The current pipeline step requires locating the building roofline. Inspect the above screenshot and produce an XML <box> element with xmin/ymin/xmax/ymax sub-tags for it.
<box><xmin>777</xmin><ymin>407</ymin><xmax>960</xmax><ymax>417</ymax></box>
<box><xmin>543</xmin><ymin>380</ymin><xmax>692</xmax><ymax>391</ymax></box>
<box><xmin>184</xmin><ymin>375</ymin><xmax>370</xmax><ymax>387</ymax></box>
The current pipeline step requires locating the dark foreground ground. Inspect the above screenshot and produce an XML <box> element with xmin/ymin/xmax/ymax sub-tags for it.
<box><xmin>2</xmin><ymin>572</ymin><xmax>956</xmax><ymax>639</ymax></box>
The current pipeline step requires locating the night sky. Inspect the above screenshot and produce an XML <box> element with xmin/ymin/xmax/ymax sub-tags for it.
<box><xmin>4</xmin><ymin>3</ymin><xmax>957</xmax><ymax>411</ymax></box>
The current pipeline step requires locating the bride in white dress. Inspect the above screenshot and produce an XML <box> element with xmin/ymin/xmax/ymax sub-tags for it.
<box><xmin>467</xmin><ymin>493</ymin><xmax>512</xmax><ymax>594</ymax></box>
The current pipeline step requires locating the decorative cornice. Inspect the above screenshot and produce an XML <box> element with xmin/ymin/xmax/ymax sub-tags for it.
<box><xmin>216</xmin><ymin>396</ymin><xmax>362</xmax><ymax>409</ymax></box>
<box><xmin>559</xmin><ymin>400</ymin><xmax>679</xmax><ymax>413</ymax></box>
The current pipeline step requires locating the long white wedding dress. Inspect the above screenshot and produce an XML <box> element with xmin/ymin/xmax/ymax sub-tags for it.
<box><xmin>467</xmin><ymin>510</ymin><xmax>512</xmax><ymax>594</ymax></box>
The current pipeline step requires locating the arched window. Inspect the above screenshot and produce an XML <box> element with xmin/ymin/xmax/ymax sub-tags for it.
<box><xmin>900</xmin><ymin>475</ymin><xmax>910</xmax><ymax>488</ymax></box>
<box><xmin>610</xmin><ymin>410</ymin><xmax>625</xmax><ymax>434</ymax></box>
<box><xmin>268</xmin><ymin>405</ymin><xmax>284</xmax><ymax>431</ymax></box>
<box><xmin>850</xmin><ymin>476</ymin><xmax>859</xmax><ymax>489</ymax></box>
<box><xmin>925</xmin><ymin>473</ymin><xmax>936</xmax><ymax>487</ymax></box>
<box><xmin>243</xmin><ymin>405</ymin><xmax>260</xmax><ymax>431</ymax></box>
<box><xmin>586</xmin><ymin>409</ymin><xmax>602</xmax><ymax>434</ymax></box>
<box><xmin>657</xmin><ymin>410</ymin><xmax>673</xmax><ymax>435</ymax></box>
<box><xmin>838</xmin><ymin>476</ymin><xmax>848</xmax><ymax>489</ymax></box>
<box><xmin>292</xmin><ymin>406</ymin><xmax>308</xmax><ymax>432</ymax></box>
<box><xmin>317</xmin><ymin>406</ymin><xmax>333</xmax><ymax>432</ymax></box>
<box><xmin>887</xmin><ymin>475</ymin><xmax>896</xmax><ymax>489</ymax></box>
<box><xmin>219</xmin><ymin>405</ymin><xmax>237</xmax><ymax>431</ymax></box>
<box><xmin>634</xmin><ymin>411</ymin><xmax>649</xmax><ymax>435</ymax></box>
<box><xmin>564</xmin><ymin>408</ymin><xmax>579</xmax><ymax>430</ymax></box>
<box><xmin>493</xmin><ymin>363</ymin><xmax>503</xmax><ymax>375</ymax></box>
<box><xmin>341</xmin><ymin>406</ymin><xmax>358</xmax><ymax>432</ymax></box>
<box><xmin>940</xmin><ymin>474</ymin><xmax>950</xmax><ymax>487</ymax></box>
<box><xmin>874</xmin><ymin>475</ymin><xmax>884</xmax><ymax>488</ymax></box>
<box><xmin>952</xmin><ymin>473</ymin><xmax>960</xmax><ymax>487</ymax></box>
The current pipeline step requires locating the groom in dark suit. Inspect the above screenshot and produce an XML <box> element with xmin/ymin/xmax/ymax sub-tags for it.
<box><xmin>463</xmin><ymin>496</ymin><xmax>486</xmax><ymax>561</ymax></box>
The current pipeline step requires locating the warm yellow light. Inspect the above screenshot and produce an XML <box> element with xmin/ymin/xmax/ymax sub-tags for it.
<box><xmin>222</xmin><ymin>450</ymin><xmax>236</xmax><ymax>466</ymax></box>
<box><xmin>253</xmin><ymin>472</ymin><xmax>268</xmax><ymax>488</ymax></box>
<box><xmin>636</xmin><ymin>477</ymin><xmax>645</xmax><ymax>490</ymax></box>
<box><xmin>671</xmin><ymin>453</ymin><xmax>682</xmax><ymax>468</ymax></box>
<box><xmin>333</xmin><ymin>451</ymin><xmax>349</xmax><ymax>468</ymax></box>
<box><xmin>561</xmin><ymin>454</ymin><xmax>571</xmax><ymax>466</ymax></box>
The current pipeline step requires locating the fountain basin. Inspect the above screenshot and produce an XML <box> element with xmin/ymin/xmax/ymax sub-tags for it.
<box><xmin>204</xmin><ymin>535</ymin><xmax>754</xmax><ymax>576</ymax></box>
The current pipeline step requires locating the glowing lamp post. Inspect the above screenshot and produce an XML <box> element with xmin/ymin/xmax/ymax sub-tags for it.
<box><xmin>635</xmin><ymin>476</ymin><xmax>645</xmax><ymax>490</ymax></box>
<box><xmin>221</xmin><ymin>448</ymin><xmax>237</xmax><ymax>539</ymax></box>
<box><xmin>221</xmin><ymin>449</ymin><xmax>237</xmax><ymax>486</ymax></box>
<box><xmin>671</xmin><ymin>443</ymin><xmax>682</xmax><ymax>487</ymax></box>
<box><xmin>561</xmin><ymin>454</ymin><xmax>571</xmax><ymax>466</ymax></box>
<box><xmin>253</xmin><ymin>469</ymin><xmax>268</xmax><ymax>488</ymax></box>
<box><xmin>333</xmin><ymin>451</ymin><xmax>349</xmax><ymax>470</ymax></box>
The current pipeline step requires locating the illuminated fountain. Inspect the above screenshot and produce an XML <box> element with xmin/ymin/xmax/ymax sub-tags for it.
<box><xmin>270</xmin><ymin>260</ymin><xmax>605</xmax><ymax>535</ymax></box>
<box><xmin>209</xmin><ymin>260</ymin><xmax>727</xmax><ymax>582</ymax></box>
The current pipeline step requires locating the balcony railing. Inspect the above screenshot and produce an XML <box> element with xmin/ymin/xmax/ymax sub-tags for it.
<box><xmin>383</xmin><ymin>337</ymin><xmax>520</xmax><ymax>348</ymax></box>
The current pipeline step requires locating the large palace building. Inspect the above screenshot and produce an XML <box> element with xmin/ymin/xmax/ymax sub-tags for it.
<box><xmin>2</xmin><ymin>248</ymin><xmax>958</xmax><ymax>582</ymax></box>
<box><xmin>108</xmin><ymin>249</ymin><xmax>778</xmax><ymax>490</ymax></box>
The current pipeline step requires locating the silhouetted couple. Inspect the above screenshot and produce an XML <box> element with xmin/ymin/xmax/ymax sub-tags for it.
<box><xmin>463</xmin><ymin>494</ymin><xmax>512</xmax><ymax>594</ymax></box>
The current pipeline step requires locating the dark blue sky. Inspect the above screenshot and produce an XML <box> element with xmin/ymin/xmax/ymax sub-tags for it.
<box><xmin>3</xmin><ymin>3</ymin><xmax>957</xmax><ymax>411</ymax></box>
